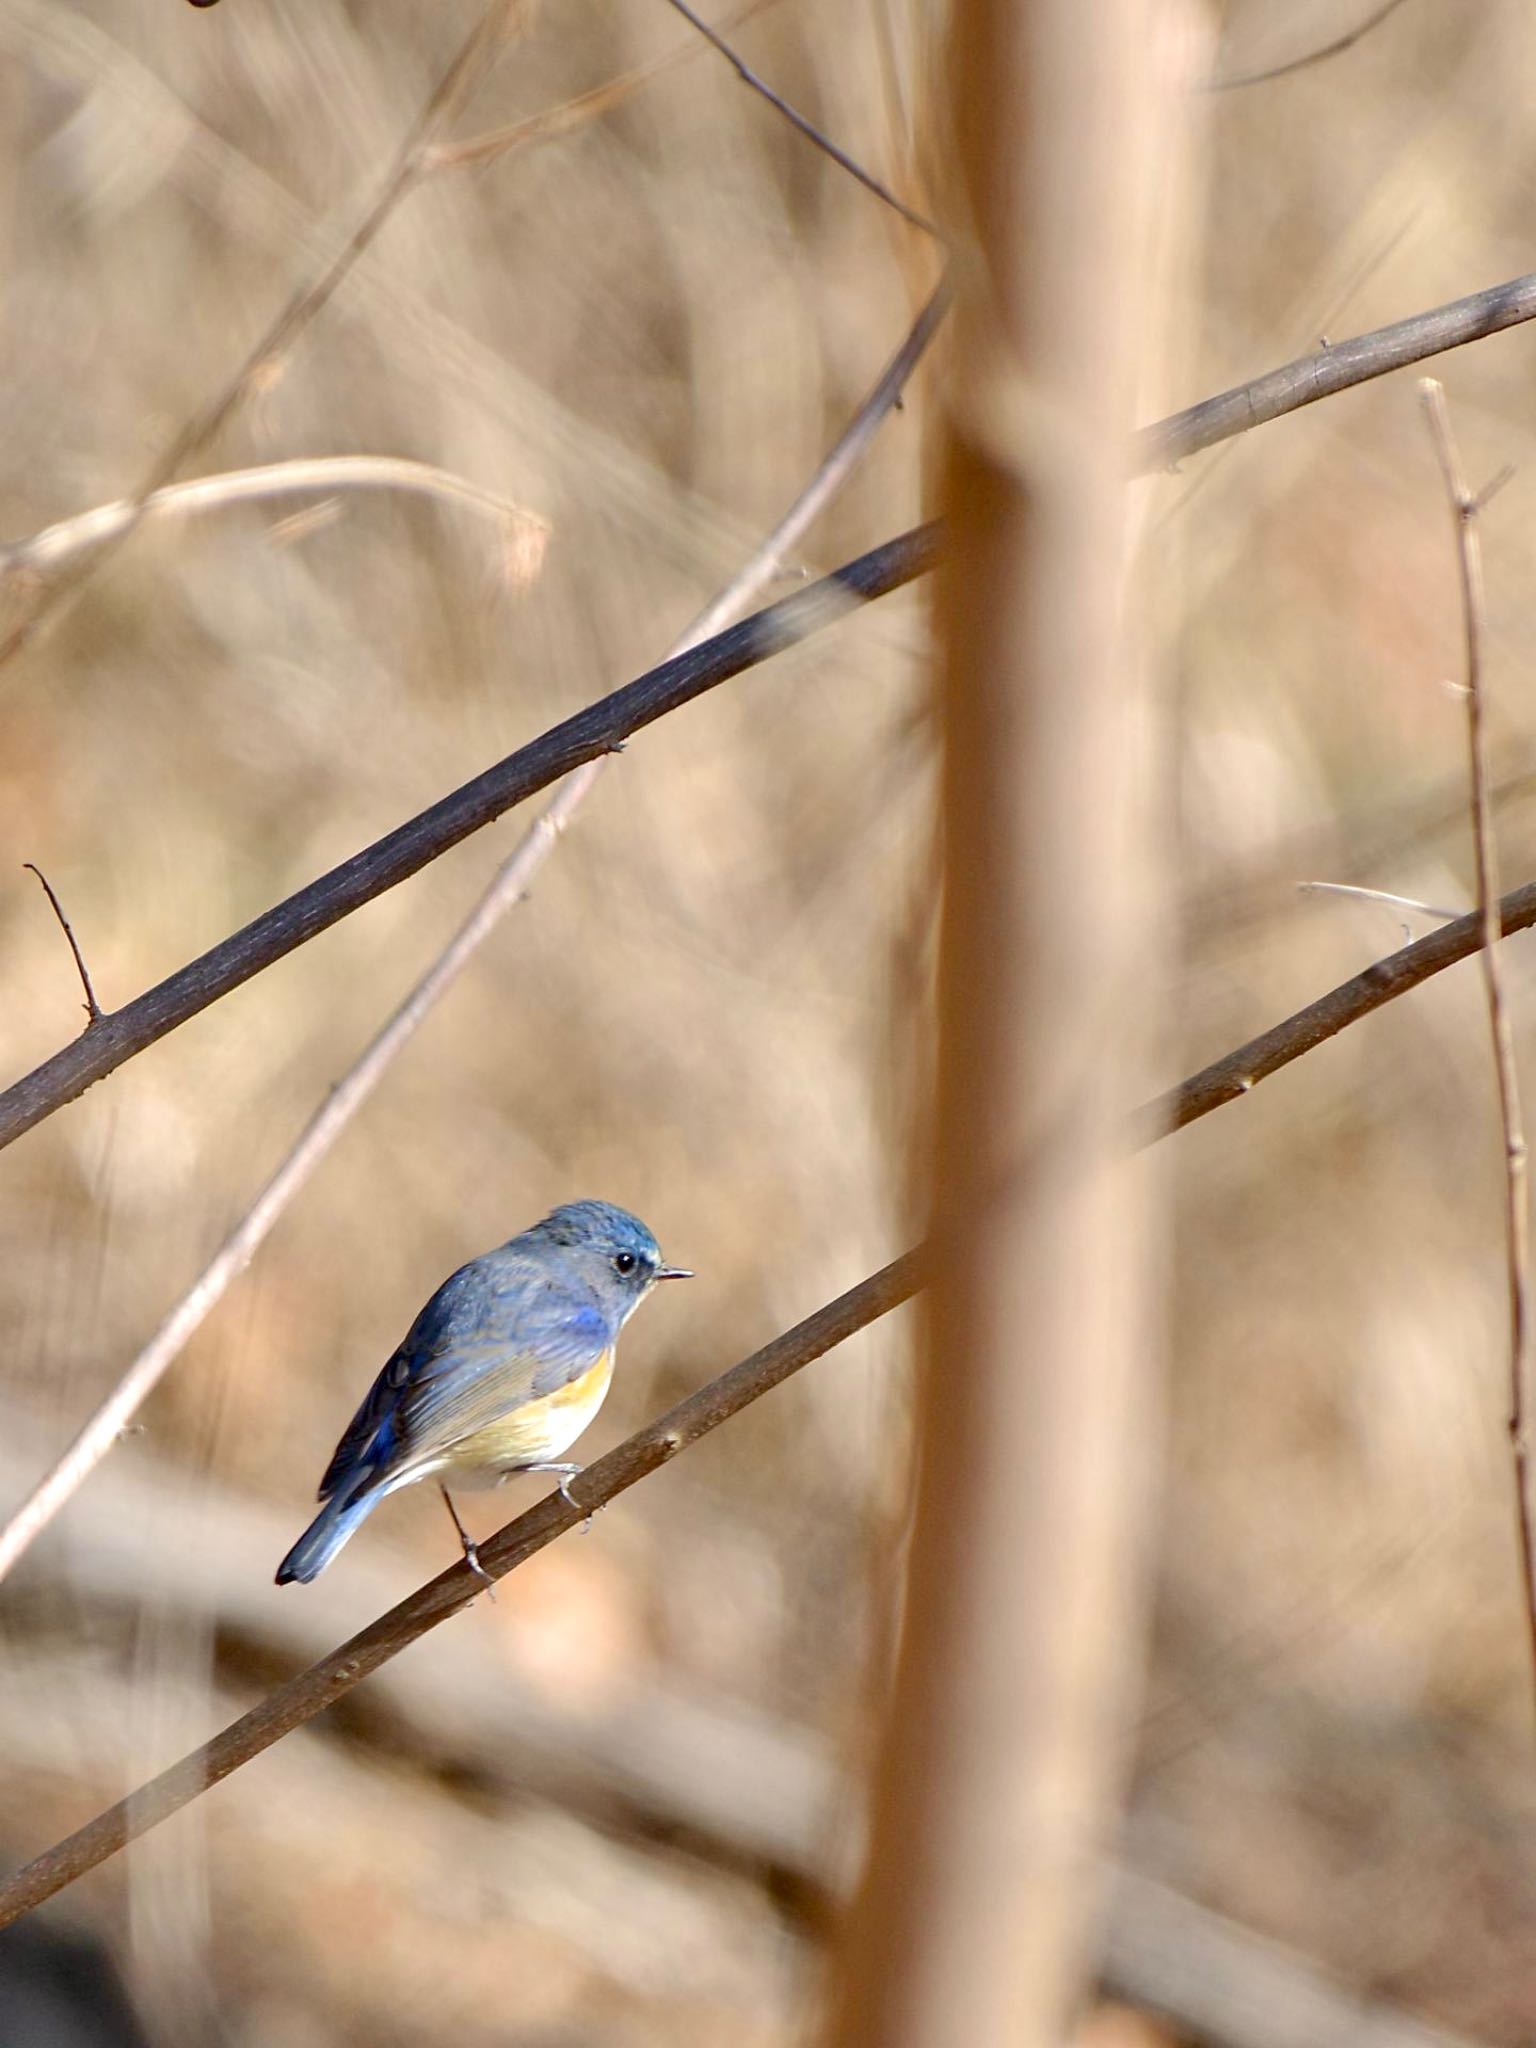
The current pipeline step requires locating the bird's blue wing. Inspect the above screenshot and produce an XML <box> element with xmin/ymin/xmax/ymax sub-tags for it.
<box><xmin>318</xmin><ymin>1254</ymin><xmax>613</xmax><ymax>1501</ymax></box>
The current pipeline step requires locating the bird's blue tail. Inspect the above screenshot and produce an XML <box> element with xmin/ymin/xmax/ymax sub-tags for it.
<box><xmin>275</xmin><ymin>1488</ymin><xmax>379</xmax><ymax>1585</ymax></box>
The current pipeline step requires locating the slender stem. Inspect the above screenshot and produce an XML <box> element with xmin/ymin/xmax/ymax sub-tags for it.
<box><xmin>1138</xmin><ymin>270</ymin><xmax>1536</xmax><ymax>473</ymax></box>
<box><xmin>0</xmin><ymin>459</ymin><xmax>545</xmax><ymax>582</ymax></box>
<box><xmin>425</xmin><ymin>0</ymin><xmax>778</xmax><ymax>172</ymax></box>
<box><xmin>1420</xmin><ymin>376</ymin><xmax>1536</xmax><ymax>1722</ymax></box>
<box><xmin>657</xmin><ymin>0</ymin><xmax>935</xmax><ymax>233</ymax></box>
<box><xmin>22</xmin><ymin>864</ymin><xmax>102</xmax><ymax>1025</ymax></box>
<box><xmin>1205</xmin><ymin>0</ymin><xmax>1412</xmax><ymax>91</ymax></box>
<box><xmin>1296</xmin><ymin>881</ymin><xmax>1463</xmax><ymax>923</ymax></box>
<box><xmin>1139</xmin><ymin>876</ymin><xmax>1536</xmax><ymax>1142</ymax></box>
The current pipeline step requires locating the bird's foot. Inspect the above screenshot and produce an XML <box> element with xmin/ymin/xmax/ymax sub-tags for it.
<box><xmin>525</xmin><ymin>1462</ymin><xmax>597</xmax><ymax>1533</ymax></box>
<box><xmin>441</xmin><ymin>1484</ymin><xmax>497</xmax><ymax>1599</ymax></box>
<box><xmin>461</xmin><ymin>1536</ymin><xmax>497</xmax><ymax>1600</ymax></box>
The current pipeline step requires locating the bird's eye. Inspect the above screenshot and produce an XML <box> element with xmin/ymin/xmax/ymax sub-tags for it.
<box><xmin>613</xmin><ymin>1250</ymin><xmax>637</xmax><ymax>1275</ymax></box>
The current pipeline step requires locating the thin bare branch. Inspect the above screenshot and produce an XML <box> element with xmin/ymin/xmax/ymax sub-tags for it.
<box><xmin>425</xmin><ymin>0</ymin><xmax>776</xmax><ymax>172</ymax></box>
<box><xmin>656</xmin><ymin>0</ymin><xmax>936</xmax><ymax>233</ymax></box>
<box><xmin>0</xmin><ymin>288</ymin><xmax>945</xmax><ymax>1582</ymax></box>
<box><xmin>0</xmin><ymin>458</ymin><xmax>546</xmax><ymax>582</ymax></box>
<box><xmin>0</xmin><ymin>0</ymin><xmax>524</xmax><ymax>670</ymax></box>
<box><xmin>1137</xmin><ymin>269</ymin><xmax>1536</xmax><ymax>472</ymax></box>
<box><xmin>1296</xmin><ymin>881</ymin><xmax>1463</xmax><ymax>923</ymax></box>
<box><xmin>22</xmin><ymin>863</ymin><xmax>102</xmax><ymax>1026</ymax></box>
<box><xmin>0</xmin><ymin>520</ymin><xmax>939</xmax><ymax>1157</ymax></box>
<box><xmin>1420</xmin><ymin>375</ymin><xmax>1536</xmax><ymax>1716</ymax></box>
<box><xmin>1205</xmin><ymin>0</ymin><xmax>1413</xmax><ymax>92</ymax></box>
<box><xmin>1188</xmin><ymin>757</ymin><xmax>1536</xmax><ymax>951</ymax></box>
<box><xmin>1141</xmin><ymin>876</ymin><xmax>1536</xmax><ymax>1142</ymax></box>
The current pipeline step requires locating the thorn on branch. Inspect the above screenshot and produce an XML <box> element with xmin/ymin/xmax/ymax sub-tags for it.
<box><xmin>23</xmin><ymin>864</ymin><xmax>103</xmax><ymax>1027</ymax></box>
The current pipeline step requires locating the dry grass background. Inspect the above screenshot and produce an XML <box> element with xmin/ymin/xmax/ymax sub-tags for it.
<box><xmin>3</xmin><ymin>0</ymin><xmax>1536</xmax><ymax>2042</ymax></box>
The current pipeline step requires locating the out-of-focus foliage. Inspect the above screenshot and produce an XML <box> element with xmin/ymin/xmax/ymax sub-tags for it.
<box><xmin>5</xmin><ymin>0</ymin><xmax>1536</xmax><ymax>2041</ymax></box>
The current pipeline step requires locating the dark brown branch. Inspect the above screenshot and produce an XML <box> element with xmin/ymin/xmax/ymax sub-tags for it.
<box><xmin>0</xmin><ymin>0</ymin><xmax>520</xmax><ymax>670</ymax></box>
<box><xmin>22</xmin><ymin>864</ymin><xmax>102</xmax><ymax>1026</ymax></box>
<box><xmin>1420</xmin><ymin>376</ymin><xmax>1536</xmax><ymax>1715</ymax></box>
<box><xmin>0</xmin><ymin>522</ymin><xmax>940</xmax><ymax>1157</ymax></box>
<box><xmin>1137</xmin><ymin>270</ymin><xmax>1536</xmax><ymax>473</ymax></box>
<box><xmin>1141</xmin><ymin>879</ymin><xmax>1536</xmax><ymax>1142</ymax></box>
<box><xmin>1205</xmin><ymin>0</ymin><xmax>1413</xmax><ymax>92</ymax></box>
<box><xmin>657</xmin><ymin>0</ymin><xmax>935</xmax><ymax>233</ymax></box>
<box><xmin>0</xmin><ymin>1251</ymin><xmax>925</xmax><ymax>1931</ymax></box>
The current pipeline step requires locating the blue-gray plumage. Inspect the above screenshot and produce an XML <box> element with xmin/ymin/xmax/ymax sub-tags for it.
<box><xmin>276</xmin><ymin>1201</ymin><xmax>690</xmax><ymax>1585</ymax></box>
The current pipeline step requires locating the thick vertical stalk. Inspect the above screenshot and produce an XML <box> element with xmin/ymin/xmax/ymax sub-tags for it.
<box><xmin>821</xmin><ymin>4</ymin><xmax>1162</xmax><ymax>2043</ymax></box>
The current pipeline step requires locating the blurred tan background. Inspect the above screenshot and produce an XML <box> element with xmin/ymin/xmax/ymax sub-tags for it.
<box><xmin>3</xmin><ymin>0</ymin><xmax>1536</xmax><ymax>2042</ymax></box>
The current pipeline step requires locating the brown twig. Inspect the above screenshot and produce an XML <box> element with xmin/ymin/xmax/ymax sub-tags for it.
<box><xmin>0</xmin><ymin>458</ymin><xmax>546</xmax><ymax>582</ymax></box>
<box><xmin>22</xmin><ymin>864</ymin><xmax>102</xmax><ymax>1026</ymax></box>
<box><xmin>0</xmin><ymin>1251</ymin><xmax>925</xmax><ymax>1931</ymax></box>
<box><xmin>1296</xmin><ymin>881</ymin><xmax>1463</xmax><ymax>924</ymax></box>
<box><xmin>0</xmin><ymin>0</ymin><xmax>523</xmax><ymax>671</ymax></box>
<box><xmin>0</xmin><ymin>521</ymin><xmax>940</xmax><ymax>1157</ymax></box>
<box><xmin>1137</xmin><ymin>269</ymin><xmax>1536</xmax><ymax>472</ymax></box>
<box><xmin>1419</xmin><ymin>376</ymin><xmax>1536</xmax><ymax>1718</ymax></box>
<box><xmin>424</xmin><ymin>0</ymin><xmax>776</xmax><ymax>172</ymax></box>
<box><xmin>1205</xmin><ymin>0</ymin><xmax>1413</xmax><ymax>92</ymax></box>
<box><xmin>0</xmin><ymin>287</ymin><xmax>945</xmax><ymax>1586</ymax></box>
<box><xmin>1139</xmin><ymin>877</ymin><xmax>1536</xmax><ymax>1142</ymax></box>
<box><xmin>1186</xmin><ymin>758</ymin><xmax>1536</xmax><ymax>952</ymax></box>
<box><xmin>656</xmin><ymin>0</ymin><xmax>936</xmax><ymax>233</ymax></box>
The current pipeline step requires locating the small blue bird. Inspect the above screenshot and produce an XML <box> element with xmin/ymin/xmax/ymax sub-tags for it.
<box><xmin>276</xmin><ymin>1200</ymin><xmax>690</xmax><ymax>1585</ymax></box>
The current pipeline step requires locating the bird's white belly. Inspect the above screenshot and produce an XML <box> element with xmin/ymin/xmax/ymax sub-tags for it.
<box><xmin>436</xmin><ymin>1348</ymin><xmax>616</xmax><ymax>1487</ymax></box>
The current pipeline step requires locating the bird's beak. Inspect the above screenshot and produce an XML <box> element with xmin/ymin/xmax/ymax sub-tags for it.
<box><xmin>656</xmin><ymin>1264</ymin><xmax>693</xmax><ymax>1281</ymax></box>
